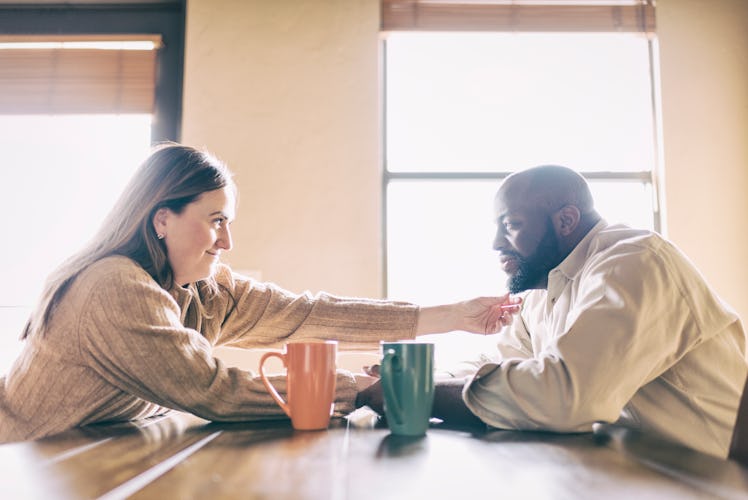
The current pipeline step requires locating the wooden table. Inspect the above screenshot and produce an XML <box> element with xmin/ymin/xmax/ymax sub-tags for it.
<box><xmin>1</xmin><ymin>410</ymin><xmax>747</xmax><ymax>499</ymax></box>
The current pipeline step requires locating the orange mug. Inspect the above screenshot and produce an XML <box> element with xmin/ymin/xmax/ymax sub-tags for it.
<box><xmin>259</xmin><ymin>341</ymin><xmax>338</xmax><ymax>430</ymax></box>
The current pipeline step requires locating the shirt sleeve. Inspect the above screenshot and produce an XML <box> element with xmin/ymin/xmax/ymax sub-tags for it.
<box><xmin>76</xmin><ymin>265</ymin><xmax>359</xmax><ymax>422</ymax></box>
<box><xmin>204</xmin><ymin>266</ymin><xmax>419</xmax><ymax>350</ymax></box>
<box><xmin>463</xmin><ymin>242</ymin><xmax>731</xmax><ymax>432</ymax></box>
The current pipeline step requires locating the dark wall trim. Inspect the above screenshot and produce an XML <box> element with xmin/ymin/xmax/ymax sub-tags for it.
<box><xmin>0</xmin><ymin>1</ymin><xmax>185</xmax><ymax>143</ymax></box>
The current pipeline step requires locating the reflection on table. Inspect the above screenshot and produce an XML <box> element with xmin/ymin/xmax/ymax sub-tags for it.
<box><xmin>1</xmin><ymin>408</ymin><xmax>747</xmax><ymax>499</ymax></box>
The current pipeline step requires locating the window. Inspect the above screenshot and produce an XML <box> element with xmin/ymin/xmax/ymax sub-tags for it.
<box><xmin>0</xmin><ymin>1</ymin><xmax>184</xmax><ymax>141</ymax></box>
<box><xmin>0</xmin><ymin>2</ymin><xmax>184</xmax><ymax>374</ymax></box>
<box><xmin>383</xmin><ymin>1</ymin><xmax>659</xmax><ymax>301</ymax></box>
<box><xmin>382</xmin><ymin>1</ymin><xmax>659</xmax><ymax>366</ymax></box>
<box><xmin>0</xmin><ymin>113</ymin><xmax>152</xmax><ymax>306</ymax></box>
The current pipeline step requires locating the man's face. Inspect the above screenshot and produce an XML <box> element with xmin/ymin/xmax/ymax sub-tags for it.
<box><xmin>493</xmin><ymin>189</ymin><xmax>565</xmax><ymax>293</ymax></box>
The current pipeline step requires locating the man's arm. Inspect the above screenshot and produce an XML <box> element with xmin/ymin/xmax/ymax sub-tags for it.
<box><xmin>432</xmin><ymin>378</ymin><xmax>485</xmax><ymax>426</ymax></box>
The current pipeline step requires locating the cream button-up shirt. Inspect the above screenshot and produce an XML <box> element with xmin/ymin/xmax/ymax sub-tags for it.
<box><xmin>462</xmin><ymin>221</ymin><xmax>747</xmax><ymax>457</ymax></box>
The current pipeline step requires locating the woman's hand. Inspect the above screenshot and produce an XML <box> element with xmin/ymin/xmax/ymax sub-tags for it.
<box><xmin>415</xmin><ymin>293</ymin><xmax>522</xmax><ymax>335</ymax></box>
<box><xmin>460</xmin><ymin>293</ymin><xmax>522</xmax><ymax>334</ymax></box>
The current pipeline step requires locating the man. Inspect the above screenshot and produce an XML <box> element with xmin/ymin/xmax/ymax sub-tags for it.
<box><xmin>357</xmin><ymin>165</ymin><xmax>747</xmax><ymax>458</ymax></box>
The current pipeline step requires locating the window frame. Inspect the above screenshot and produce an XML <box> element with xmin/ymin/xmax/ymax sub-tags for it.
<box><xmin>0</xmin><ymin>1</ymin><xmax>185</xmax><ymax>142</ymax></box>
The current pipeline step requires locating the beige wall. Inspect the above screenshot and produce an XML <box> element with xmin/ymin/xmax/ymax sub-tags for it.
<box><xmin>183</xmin><ymin>0</ymin><xmax>382</xmax><ymax>299</ymax></box>
<box><xmin>657</xmin><ymin>0</ymin><xmax>748</xmax><ymax>323</ymax></box>
<box><xmin>183</xmin><ymin>0</ymin><xmax>748</xmax><ymax>324</ymax></box>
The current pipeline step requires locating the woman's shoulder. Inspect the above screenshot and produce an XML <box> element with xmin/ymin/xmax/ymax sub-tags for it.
<box><xmin>76</xmin><ymin>255</ymin><xmax>154</xmax><ymax>290</ymax></box>
<box><xmin>54</xmin><ymin>256</ymin><xmax>168</xmax><ymax>327</ymax></box>
<box><xmin>212</xmin><ymin>263</ymin><xmax>259</xmax><ymax>290</ymax></box>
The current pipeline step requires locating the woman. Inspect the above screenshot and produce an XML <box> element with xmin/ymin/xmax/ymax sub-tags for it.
<box><xmin>0</xmin><ymin>143</ymin><xmax>517</xmax><ymax>443</ymax></box>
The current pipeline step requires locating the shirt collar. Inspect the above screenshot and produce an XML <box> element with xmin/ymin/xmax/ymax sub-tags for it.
<box><xmin>554</xmin><ymin>219</ymin><xmax>609</xmax><ymax>281</ymax></box>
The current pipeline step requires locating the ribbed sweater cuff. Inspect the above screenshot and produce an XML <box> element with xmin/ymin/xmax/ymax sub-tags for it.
<box><xmin>333</xmin><ymin>369</ymin><xmax>358</xmax><ymax>416</ymax></box>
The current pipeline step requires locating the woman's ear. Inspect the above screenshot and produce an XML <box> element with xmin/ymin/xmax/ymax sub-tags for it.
<box><xmin>553</xmin><ymin>205</ymin><xmax>581</xmax><ymax>236</ymax></box>
<box><xmin>152</xmin><ymin>207</ymin><xmax>169</xmax><ymax>238</ymax></box>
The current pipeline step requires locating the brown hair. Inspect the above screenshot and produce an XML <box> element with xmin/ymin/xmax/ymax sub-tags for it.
<box><xmin>23</xmin><ymin>143</ymin><xmax>235</xmax><ymax>339</ymax></box>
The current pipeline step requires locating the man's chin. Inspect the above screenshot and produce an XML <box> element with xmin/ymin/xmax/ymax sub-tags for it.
<box><xmin>506</xmin><ymin>277</ymin><xmax>525</xmax><ymax>294</ymax></box>
<box><xmin>507</xmin><ymin>272</ymin><xmax>540</xmax><ymax>294</ymax></box>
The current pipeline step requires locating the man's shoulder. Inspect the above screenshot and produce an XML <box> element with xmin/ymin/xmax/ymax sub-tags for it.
<box><xmin>589</xmin><ymin>223</ymin><xmax>668</xmax><ymax>256</ymax></box>
<box><xmin>595</xmin><ymin>222</ymin><xmax>660</xmax><ymax>243</ymax></box>
<box><xmin>585</xmin><ymin>223</ymin><xmax>703</xmax><ymax>285</ymax></box>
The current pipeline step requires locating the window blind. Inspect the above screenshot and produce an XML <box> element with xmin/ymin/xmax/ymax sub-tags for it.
<box><xmin>381</xmin><ymin>0</ymin><xmax>655</xmax><ymax>33</ymax></box>
<box><xmin>0</xmin><ymin>34</ymin><xmax>162</xmax><ymax>114</ymax></box>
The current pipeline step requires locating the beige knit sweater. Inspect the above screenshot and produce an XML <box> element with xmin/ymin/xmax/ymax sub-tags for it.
<box><xmin>0</xmin><ymin>256</ymin><xmax>418</xmax><ymax>443</ymax></box>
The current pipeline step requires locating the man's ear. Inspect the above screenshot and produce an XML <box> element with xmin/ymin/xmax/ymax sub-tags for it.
<box><xmin>553</xmin><ymin>205</ymin><xmax>581</xmax><ymax>237</ymax></box>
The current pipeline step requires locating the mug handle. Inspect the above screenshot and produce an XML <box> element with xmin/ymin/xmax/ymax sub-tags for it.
<box><xmin>380</xmin><ymin>349</ymin><xmax>404</xmax><ymax>426</ymax></box>
<box><xmin>259</xmin><ymin>351</ymin><xmax>291</xmax><ymax>418</ymax></box>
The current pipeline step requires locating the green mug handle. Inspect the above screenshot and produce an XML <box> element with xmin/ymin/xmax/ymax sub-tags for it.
<box><xmin>381</xmin><ymin>349</ymin><xmax>404</xmax><ymax>426</ymax></box>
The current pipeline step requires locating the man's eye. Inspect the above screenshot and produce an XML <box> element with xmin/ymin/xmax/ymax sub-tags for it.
<box><xmin>504</xmin><ymin>222</ymin><xmax>520</xmax><ymax>230</ymax></box>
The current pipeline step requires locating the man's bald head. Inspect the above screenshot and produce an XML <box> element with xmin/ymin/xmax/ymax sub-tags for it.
<box><xmin>499</xmin><ymin>165</ymin><xmax>596</xmax><ymax>218</ymax></box>
<box><xmin>493</xmin><ymin>165</ymin><xmax>601</xmax><ymax>292</ymax></box>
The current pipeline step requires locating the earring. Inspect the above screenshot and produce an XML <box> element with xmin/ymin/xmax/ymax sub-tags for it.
<box><xmin>157</xmin><ymin>233</ymin><xmax>165</xmax><ymax>240</ymax></box>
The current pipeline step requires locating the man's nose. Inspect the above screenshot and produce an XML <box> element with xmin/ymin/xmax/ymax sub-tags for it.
<box><xmin>493</xmin><ymin>230</ymin><xmax>507</xmax><ymax>251</ymax></box>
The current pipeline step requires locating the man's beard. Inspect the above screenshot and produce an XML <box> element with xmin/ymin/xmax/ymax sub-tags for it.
<box><xmin>506</xmin><ymin>218</ymin><xmax>564</xmax><ymax>294</ymax></box>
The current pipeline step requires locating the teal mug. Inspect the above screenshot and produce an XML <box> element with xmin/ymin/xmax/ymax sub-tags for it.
<box><xmin>380</xmin><ymin>341</ymin><xmax>435</xmax><ymax>436</ymax></box>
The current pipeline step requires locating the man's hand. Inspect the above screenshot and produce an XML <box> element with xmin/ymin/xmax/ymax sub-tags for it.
<box><xmin>354</xmin><ymin>373</ymin><xmax>379</xmax><ymax>392</ymax></box>
<box><xmin>355</xmin><ymin>377</ymin><xmax>484</xmax><ymax>428</ymax></box>
<box><xmin>355</xmin><ymin>378</ymin><xmax>385</xmax><ymax>415</ymax></box>
<box><xmin>362</xmin><ymin>364</ymin><xmax>380</xmax><ymax>377</ymax></box>
<box><xmin>431</xmin><ymin>378</ymin><xmax>484</xmax><ymax>426</ymax></box>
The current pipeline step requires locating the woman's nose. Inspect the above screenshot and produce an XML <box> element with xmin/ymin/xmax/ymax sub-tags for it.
<box><xmin>217</xmin><ymin>226</ymin><xmax>233</xmax><ymax>251</ymax></box>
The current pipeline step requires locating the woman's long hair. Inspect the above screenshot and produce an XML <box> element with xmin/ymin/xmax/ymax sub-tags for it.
<box><xmin>22</xmin><ymin>143</ymin><xmax>235</xmax><ymax>339</ymax></box>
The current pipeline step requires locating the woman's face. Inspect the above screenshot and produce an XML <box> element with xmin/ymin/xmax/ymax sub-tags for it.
<box><xmin>155</xmin><ymin>186</ymin><xmax>235</xmax><ymax>286</ymax></box>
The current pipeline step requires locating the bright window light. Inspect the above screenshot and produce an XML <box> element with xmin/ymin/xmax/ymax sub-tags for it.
<box><xmin>384</xmin><ymin>31</ymin><xmax>659</xmax><ymax>364</ymax></box>
<box><xmin>386</xmin><ymin>32</ymin><xmax>655</xmax><ymax>173</ymax></box>
<box><xmin>0</xmin><ymin>114</ymin><xmax>152</xmax><ymax>307</ymax></box>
